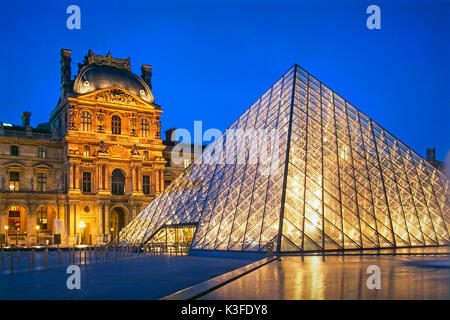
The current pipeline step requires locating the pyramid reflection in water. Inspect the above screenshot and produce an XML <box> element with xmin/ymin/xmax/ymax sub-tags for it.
<box><xmin>119</xmin><ymin>65</ymin><xmax>449</xmax><ymax>253</ymax></box>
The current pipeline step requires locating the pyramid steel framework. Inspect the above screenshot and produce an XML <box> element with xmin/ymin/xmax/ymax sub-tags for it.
<box><xmin>119</xmin><ymin>65</ymin><xmax>450</xmax><ymax>253</ymax></box>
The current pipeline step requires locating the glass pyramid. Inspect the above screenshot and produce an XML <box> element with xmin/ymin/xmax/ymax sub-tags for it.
<box><xmin>119</xmin><ymin>65</ymin><xmax>449</xmax><ymax>253</ymax></box>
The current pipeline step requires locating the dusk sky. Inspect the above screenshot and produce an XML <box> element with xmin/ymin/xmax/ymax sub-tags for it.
<box><xmin>0</xmin><ymin>0</ymin><xmax>448</xmax><ymax>160</ymax></box>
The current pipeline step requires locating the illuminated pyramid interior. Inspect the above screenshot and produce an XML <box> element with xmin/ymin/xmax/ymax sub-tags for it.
<box><xmin>119</xmin><ymin>65</ymin><xmax>449</xmax><ymax>253</ymax></box>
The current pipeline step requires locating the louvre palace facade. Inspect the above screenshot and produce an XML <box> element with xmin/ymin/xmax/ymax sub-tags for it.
<box><xmin>0</xmin><ymin>49</ymin><xmax>197</xmax><ymax>247</ymax></box>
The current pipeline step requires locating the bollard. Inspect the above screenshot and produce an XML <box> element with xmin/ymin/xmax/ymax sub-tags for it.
<box><xmin>95</xmin><ymin>247</ymin><xmax>98</xmax><ymax>264</ymax></box>
<box><xmin>137</xmin><ymin>246</ymin><xmax>140</xmax><ymax>258</ymax></box>
<box><xmin>58</xmin><ymin>249</ymin><xmax>61</xmax><ymax>268</ymax></box>
<box><xmin>17</xmin><ymin>250</ymin><xmax>20</xmax><ymax>269</ymax></box>
<box><xmin>105</xmin><ymin>246</ymin><xmax>109</xmax><ymax>262</ymax></box>
<box><xmin>114</xmin><ymin>246</ymin><xmax>117</xmax><ymax>262</ymax></box>
<box><xmin>28</xmin><ymin>251</ymin><xmax>31</xmax><ymax>272</ymax></box>
<box><xmin>72</xmin><ymin>246</ymin><xmax>75</xmax><ymax>264</ymax></box>
<box><xmin>1</xmin><ymin>248</ymin><xmax>3</xmax><ymax>271</ymax></box>
<box><xmin>79</xmin><ymin>249</ymin><xmax>81</xmax><ymax>265</ymax></box>
<box><xmin>45</xmin><ymin>248</ymin><xmax>48</xmax><ymax>270</ymax></box>
<box><xmin>32</xmin><ymin>249</ymin><xmax>35</xmax><ymax>267</ymax></box>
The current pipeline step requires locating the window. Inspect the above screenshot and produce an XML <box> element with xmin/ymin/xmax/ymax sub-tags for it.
<box><xmin>38</xmin><ymin>147</ymin><xmax>47</xmax><ymax>159</ymax></box>
<box><xmin>81</xmin><ymin>111</ymin><xmax>92</xmax><ymax>132</ymax></box>
<box><xmin>83</xmin><ymin>145</ymin><xmax>90</xmax><ymax>157</ymax></box>
<box><xmin>111</xmin><ymin>115</ymin><xmax>121</xmax><ymax>135</ymax></box>
<box><xmin>8</xmin><ymin>206</ymin><xmax>21</xmax><ymax>231</ymax></box>
<box><xmin>140</xmin><ymin>118</ymin><xmax>150</xmax><ymax>138</ymax></box>
<box><xmin>82</xmin><ymin>172</ymin><xmax>92</xmax><ymax>193</ymax></box>
<box><xmin>111</xmin><ymin>169</ymin><xmax>125</xmax><ymax>195</ymax></box>
<box><xmin>184</xmin><ymin>159</ymin><xmax>191</xmax><ymax>168</ymax></box>
<box><xmin>37</xmin><ymin>206</ymin><xmax>48</xmax><ymax>230</ymax></box>
<box><xmin>10</xmin><ymin>145</ymin><xmax>19</xmax><ymax>156</ymax></box>
<box><xmin>9</xmin><ymin>171</ymin><xmax>19</xmax><ymax>191</ymax></box>
<box><xmin>37</xmin><ymin>173</ymin><xmax>47</xmax><ymax>192</ymax></box>
<box><xmin>143</xmin><ymin>175</ymin><xmax>150</xmax><ymax>195</ymax></box>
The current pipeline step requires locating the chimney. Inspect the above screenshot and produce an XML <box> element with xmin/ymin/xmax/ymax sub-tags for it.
<box><xmin>141</xmin><ymin>64</ymin><xmax>152</xmax><ymax>89</ymax></box>
<box><xmin>60</xmin><ymin>49</ymin><xmax>73</xmax><ymax>97</ymax></box>
<box><xmin>21</xmin><ymin>111</ymin><xmax>31</xmax><ymax>127</ymax></box>
<box><xmin>426</xmin><ymin>148</ymin><xmax>436</xmax><ymax>162</ymax></box>
<box><xmin>165</xmin><ymin>128</ymin><xmax>177</xmax><ymax>144</ymax></box>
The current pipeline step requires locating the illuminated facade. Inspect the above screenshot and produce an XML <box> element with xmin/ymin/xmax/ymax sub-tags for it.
<box><xmin>120</xmin><ymin>65</ymin><xmax>449</xmax><ymax>253</ymax></box>
<box><xmin>0</xmin><ymin>49</ymin><xmax>168</xmax><ymax>246</ymax></box>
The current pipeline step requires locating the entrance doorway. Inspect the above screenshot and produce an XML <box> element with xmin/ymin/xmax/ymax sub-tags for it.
<box><xmin>82</xmin><ymin>222</ymin><xmax>92</xmax><ymax>245</ymax></box>
<box><xmin>110</xmin><ymin>207</ymin><xmax>126</xmax><ymax>241</ymax></box>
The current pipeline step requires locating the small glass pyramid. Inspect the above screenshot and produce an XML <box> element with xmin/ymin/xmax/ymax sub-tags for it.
<box><xmin>119</xmin><ymin>65</ymin><xmax>449</xmax><ymax>253</ymax></box>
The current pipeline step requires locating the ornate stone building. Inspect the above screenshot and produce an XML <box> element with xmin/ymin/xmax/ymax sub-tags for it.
<box><xmin>0</xmin><ymin>49</ymin><xmax>166</xmax><ymax>246</ymax></box>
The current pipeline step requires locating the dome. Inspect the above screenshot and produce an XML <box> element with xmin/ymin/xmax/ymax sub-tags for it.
<box><xmin>73</xmin><ymin>64</ymin><xmax>154</xmax><ymax>103</ymax></box>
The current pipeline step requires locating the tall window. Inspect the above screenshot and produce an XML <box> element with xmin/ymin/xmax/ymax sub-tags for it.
<box><xmin>37</xmin><ymin>206</ymin><xmax>48</xmax><ymax>230</ymax></box>
<box><xmin>81</xmin><ymin>111</ymin><xmax>92</xmax><ymax>132</ymax></box>
<box><xmin>111</xmin><ymin>169</ymin><xmax>125</xmax><ymax>195</ymax></box>
<box><xmin>9</xmin><ymin>172</ymin><xmax>19</xmax><ymax>191</ymax></box>
<box><xmin>37</xmin><ymin>173</ymin><xmax>47</xmax><ymax>192</ymax></box>
<box><xmin>83</xmin><ymin>145</ymin><xmax>90</xmax><ymax>157</ymax></box>
<box><xmin>10</xmin><ymin>145</ymin><xmax>19</xmax><ymax>156</ymax></box>
<box><xmin>38</xmin><ymin>147</ymin><xmax>47</xmax><ymax>159</ymax></box>
<box><xmin>111</xmin><ymin>115</ymin><xmax>121</xmax><ymax>135</ymax></box>
<box><xmin>143</xmin><ymin>175</ymin><xmax>150</xmax><ymax>195</ymax></box>
<box><xmin>82</xmin><ymin>172</ymin><xmax>92</xmax><ymax>193</ymax></box>
<box><xmin>8</xmin><ymin>206</ymin><xmax>21</xmax><ymax>231</ymax></box>
<box><xmin>140</xmin><ymin>118</ymin><xmax>150</xmax><ymax>138</ymax></box>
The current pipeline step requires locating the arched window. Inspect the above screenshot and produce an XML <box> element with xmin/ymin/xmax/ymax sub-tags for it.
<box><xmin>81</xmin><ymin>111</ymin><xmax>92</xmax><ymax>132</ymax></box>
<box><xmin>111</xmin><ymin>169</ymin><xmax>125</xmax><ymax>195</ymax></box>
<box><xmin>140</xmin><ymin>118</ymin><xmax>150</xmax><ymax>138</ymax></box>
<box><xmin>111</xmin><ymin>115</ymin><xmax>121</xmax><ymax>135</ymax></box>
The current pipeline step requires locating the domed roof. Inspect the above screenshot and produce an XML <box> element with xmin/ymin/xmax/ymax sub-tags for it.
<box><xmin>74</xmin><ymin>64</ymin><xmax>154</xmax><ymax>103</ymax></box>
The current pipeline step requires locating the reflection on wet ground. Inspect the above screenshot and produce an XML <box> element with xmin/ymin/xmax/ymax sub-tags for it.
<box><xmin>201</xmin><ymin>254</ymin><xmax>450</xmax><ymax>300</ymax></box>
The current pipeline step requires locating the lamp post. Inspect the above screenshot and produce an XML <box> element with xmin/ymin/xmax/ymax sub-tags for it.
<box><xmin>78</xmin><ymin>221</ymin><xmax>86</xmax><ymax>245</ymax></box>
<box><xmin>35</xmin><ymin>225</ymin><xmax>40</xmax><ymax>246</ymax></box>
<box><xmin>4</xmin><ymin>226</ymin><xmax>8</xmax><ymax>247</ymax></box>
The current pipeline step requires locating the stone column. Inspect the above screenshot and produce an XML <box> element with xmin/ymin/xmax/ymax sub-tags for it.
<box><xmin>69</xmin><ymin>163</ymin><xmax>74</xmax><ymax>189</ymax></box>
<box><xmin>74</xmin><ymin>164</ymin><xmax>80</xmax><ymax>190</ymax></box>
<box><xmin>105</xmin><ymin>205</ymin><xmax>110</xmax><ymax>240</ymax></box>
<box><xmin>160</xmin><ymin>169</ymin><xmax>164</xmax><ymax>192</ymax></box>
<box><xmin>96</xmin><ymin>203</ymin><xmax>103</xmax><ymax>244</ymax></box>
<box><xmin>131</xmin><ymin>166</ymin><xmax>136</xmax><ymax>192</ymax></box>
<box><xmin>27</xmin><ymin>214</ymin><xmax>35</xmax><ymax>246</ymax></box>
<box><xmin>104</xmin><ymin>165</ymin><xmax>110</xmax><ymax>191</ymax></box>
<box><xmin>137</xmin><ymin>167</ymin><xmax>142</xmax><ymax>192</ymax></box>
<box><xmin>155</xmin><ymin>169</ymin><xmax>160</xmax><ymax>193</ymax></box>
<box><xmin>97</xmin><ymin>163</ymin><xmax>103</xmax><ymax>191</ymax></box>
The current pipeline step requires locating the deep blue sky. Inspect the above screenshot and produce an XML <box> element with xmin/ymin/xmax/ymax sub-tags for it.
<box><xmin>0</xmin><ymin>0</ymin><xmax>448</xmax><ymax>160</ymax></box>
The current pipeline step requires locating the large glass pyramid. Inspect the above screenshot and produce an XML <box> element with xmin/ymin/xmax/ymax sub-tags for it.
<box><xmin>119</xmin><ymin>65</ymin><xmax>449</xmax><ymax>253</ymax></box>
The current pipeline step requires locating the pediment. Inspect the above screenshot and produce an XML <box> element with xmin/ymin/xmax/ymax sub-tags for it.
<box><xmin>32</xmin><ymin>162</ymin><xmax>54</xmax><ymax>170</ymax></box>
<box><xmin>4</xmin><ymin>161</ymin><xmax>26</xmax><ymax>169</ymax></box>
<box><xmin>76</xmin><ymin>87</ymin><xmax>152</xmax><ymax>108</ymax></box>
